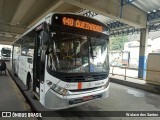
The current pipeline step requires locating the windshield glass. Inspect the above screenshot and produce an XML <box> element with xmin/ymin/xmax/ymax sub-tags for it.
<box><xmin>1</xmin><ymin>49</ymin><xmax>11</xmax><ymax>57</ymax></box>
<box><xmin>48</xmin><ymin>31</ymin><xmax>109</xmax><ymax>73</ymax></box>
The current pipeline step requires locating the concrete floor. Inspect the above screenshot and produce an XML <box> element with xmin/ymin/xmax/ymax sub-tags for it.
<box><xmin>0</xmin><ymin>72</ymin><xmax>37</xmax><ymax>120</ymax></box>
<box><xmin>44</xmin><ymin>83</ymin><xmax>160</xmax><ymax>120</ymax></box>
<box><xmin>1</xmin><ymin>70</ymin><xmax>160</xmax><ymax>120</ymax></box>
<box><xmin>73</xmin><ymin>83</ymin><xmax>160</xmax><ymax>111</ymax></box>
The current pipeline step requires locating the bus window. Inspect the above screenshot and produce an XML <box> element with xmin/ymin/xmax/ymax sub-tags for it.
<box><xmin>48</xmin><ymin>31</ymin><xmax>89</xmax><ymax>73</ymax></box>
<box><xmin>47</xmin><ymin>31</ymin><xmax>108</xmax><ymax>73</ymax></box>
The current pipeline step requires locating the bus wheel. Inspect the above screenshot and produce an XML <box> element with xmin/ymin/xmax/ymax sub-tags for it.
<box><xmin>27</xmin><ymin>74</ymin><xmax>32</xmax><ymax>91</ymax></box>
<box><xmin>28</xmin><ymin>81</ymin><xmax>31</xmax><ymax>91</ymax></box>
<box><xmin>13</xmin><ymin>66</ymin><xmax>17</xmax><ymax>76</ymax></box>
<box><xmin>27</xmin><ymin>77</ymin><xmax>36</xmax><ymax>99</ymax></box>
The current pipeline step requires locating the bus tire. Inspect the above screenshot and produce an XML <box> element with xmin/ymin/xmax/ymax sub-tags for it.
<box><xmin>13</xmin><ymin>65</ymin><xmax>17</xmax><ymax>77</ymax></box>
<box><xmin>27</xmin><ymin>73</ymin><xmax>32</xmax><ymax>91</ymax></box>
<box><xmin>26</xmin><ymin>74</ymin><xmax>37</xmax><ymax>99</ymax></box>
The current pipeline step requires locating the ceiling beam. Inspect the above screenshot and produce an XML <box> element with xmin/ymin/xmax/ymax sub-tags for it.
<box><xmin>0</xmin><ymin>41</ymin><xmax>13</xmax><ymax>45</ymax></box>
<box><xmin>28</xmin><ymin>0</ymin><xmax>64</xmax><ymax>28</ymax></box>
<box><xmin>11</xmin><ymin>0</ymin><xmax>37</xmax><ymax>25</ymax></box>
<box><xmin>0</xmin><ymin>36</ymin><xmax>15</xmax><ymax>45</ymax></box>
<box><xmin>0</xmin><ymin>32</ymin><xmax>18</xmax><ymax>37</ymax></box>
<box><xmin>132</xmin><ymin>2</ymin><xmax>148</xmax><ymax>13</ymax></box>
<box><xmin>0</xmin><ymin>22</ymin><xmax>27</xmax><ymax>34</ymax></box>
<box><xmin>62</xmin><ymin>0</ymin><xmax>147</xmax><ymax>28</ymax></box>
<box><xmin>151</xmin><ymin>0</ymin><xmax>160</xmax><ymax>7</ymax></box>
<box><xmin>111</xmin><ymin>25</ymin><xmax>131</xmax><ymax>31</ymax></box>
<box><xmin>0</xmin><ymin>36</ymin><xmax>15</xmax><ymax>42</ymax></box>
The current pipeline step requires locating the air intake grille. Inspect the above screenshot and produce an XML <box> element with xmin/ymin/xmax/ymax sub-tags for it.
<box><xmin>69</xmin><ymin>86</ymin><xmax>101</xmax><ymax>92</ymax></box>
<box><xmin>47</xmin><ymin>68</ymin><xmax>108</xmax><ymax>82</ymax></box>
<box><xmin>64</xmin><ymin>74</ymin><xmax>108</xmax><ymax>82</ymax></box>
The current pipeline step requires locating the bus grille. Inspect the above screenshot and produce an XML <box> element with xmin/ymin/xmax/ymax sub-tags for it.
<box><xmin>64</xmin><ymin>74</ymin><xmax>108</xmax><ymax>82</ymax></box>
<box><xmin>69</xmin><ymin>86</ymin><xmax>102</xmax><ymax>92</ymax></box>
<box><xmin>48</xmin><ymin>68</ymin><xmax>109</xmax><ymax>82</ymax></box>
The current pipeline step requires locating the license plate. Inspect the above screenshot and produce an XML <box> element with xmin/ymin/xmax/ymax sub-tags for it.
<box><xmin>83</xmin><ymin>95</ymin><xmax>93</xmax><ymax>101</ymax></box>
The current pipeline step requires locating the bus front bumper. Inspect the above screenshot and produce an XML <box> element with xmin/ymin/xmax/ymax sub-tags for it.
<box><xmin>45</xmin><ymin>84</ymin><xmax>109</xmax><ymax>110</ymax></box>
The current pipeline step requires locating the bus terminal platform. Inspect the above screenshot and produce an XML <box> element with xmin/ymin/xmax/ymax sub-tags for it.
<box><xmin>110</xmin><ymin>75</ymin><xmax>160</xmax><ymax>94</ymax></box>
<box><xmin>1</xmin><ymin>62</ymin><xmax>160</xmax><ymax>112</ymax></box>
<box><xmin>0</xmin><ymin>62</ymin><xmax>160</xmax><ymax>120</ymax></box>
<box><xmin>0</xmin><ymin>70</ymin><xmax>30</xmax><ymax>111</ymax></box>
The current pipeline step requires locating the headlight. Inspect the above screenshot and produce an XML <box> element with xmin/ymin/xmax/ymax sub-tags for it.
<box><xmin>46</xmin><ymin>80</ymin><xmax>68</xmax><ymax>95</ymax></box>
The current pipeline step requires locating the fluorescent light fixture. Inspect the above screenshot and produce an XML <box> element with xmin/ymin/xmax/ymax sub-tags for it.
<box><xmin>153</xmin><ymin>10</ymin><xmax>156</xmax><ymax>12</ymax></box>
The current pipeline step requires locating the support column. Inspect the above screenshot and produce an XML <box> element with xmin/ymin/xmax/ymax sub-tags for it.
<box><xmin>138</xmin><ymin>27</ymin><xmax>148</xmax><ymax>79</ymax></box>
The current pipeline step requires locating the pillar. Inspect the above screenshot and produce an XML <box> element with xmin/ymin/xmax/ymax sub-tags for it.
<box><xmin>138</xmin><ymin>27</ymin><xmax>148</xmax><ymax>79</ymax></box>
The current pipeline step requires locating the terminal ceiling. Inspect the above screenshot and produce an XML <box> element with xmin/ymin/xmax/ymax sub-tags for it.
<box><xmin>0</xmin><ymin>0</ymin><xmax>159</xmax><ymax>45</ymax></box>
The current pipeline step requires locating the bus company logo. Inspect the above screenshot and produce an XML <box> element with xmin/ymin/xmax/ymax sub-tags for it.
<box><xmin>2</xmin><ymin>112</ymin><xmax>11</xmax><ymax>117</ymax></box>
<box><xmin>65</xmin><ymin>83</ymin><xmax>77</xmax><ymax>88</ymax></box>
<box><xmin>65</xmin><ymin>84</ymin><xmax>71</xmax><ymax>88</ymax></box>
<box><xmin>87</xmin><ymin>83</ymin><xmax>92</xmax><ymax>87</ymax></box>
<box><xmin>1</xmin><ymin>112</ymin><xmax>42</xmax><ymax>118</ymax></box>
<box><xmin>95</xmin><ymin>81</ymin><xmax>104</xmax><ymax>86</ymax></box>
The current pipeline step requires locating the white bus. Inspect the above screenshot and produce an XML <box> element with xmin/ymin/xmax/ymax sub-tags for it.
<box><xmin>12</xmin><ymin>13</ymin><xmax>110</xmax><ymax>110</ymax></box>
<box><xmin>1</xmin><ymin>47</ymin><xmax>11</xmax><ymax>60</ymax></box>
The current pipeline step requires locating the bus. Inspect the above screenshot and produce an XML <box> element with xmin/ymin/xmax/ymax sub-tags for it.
<box><xmin>1</xmin><ymin>47</ymin><xmax>11</xmax><ymax>60</ymax></box>
<box><xmin>12</xmin><ymin>13</ymin><xmax>110</xmax><ymax>110</ymax></box>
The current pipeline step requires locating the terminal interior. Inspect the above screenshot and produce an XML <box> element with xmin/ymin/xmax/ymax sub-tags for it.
<box><xmin>0</xmin><ymin>0</ymin><xmax>160</xmax><ymax>119</ymax></box>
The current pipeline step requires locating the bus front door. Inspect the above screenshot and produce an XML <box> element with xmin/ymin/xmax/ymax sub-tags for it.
<box><xmin>33</xmin><ymin>32</ymin><xmax>43</xmax><ymax>95</ymax></box>
<box><xmin>33</xmin><ymin>29</ymin><xmax>47</xmax><ymax>102</ymax></box>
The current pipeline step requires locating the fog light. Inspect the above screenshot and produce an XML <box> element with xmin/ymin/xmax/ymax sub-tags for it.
<box><xmin>51</xmin><ymin>83</ymin><xmax>68</xmax><ymax>95</ymax></box>
<box><xmin>62</xmin><ymin>89</ymin><xmax>68</xmax><ymax>95</ymax></box>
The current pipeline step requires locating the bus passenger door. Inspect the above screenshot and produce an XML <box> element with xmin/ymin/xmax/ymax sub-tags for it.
<box><xmin>33</xmin><ymin>32</ymin><xmax>43</xmax><ymax>95</ymax></box>
<box><xmin>33</xmin><ymin>29</ymin><xmax>47</xmax><ymax>104</ymax></box>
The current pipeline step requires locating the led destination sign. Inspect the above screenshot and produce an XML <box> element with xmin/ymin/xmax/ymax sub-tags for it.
<box><xmin>62</xmin><ymin>17</ymin><xmax>103</xmax><ymax>33</ymax></box>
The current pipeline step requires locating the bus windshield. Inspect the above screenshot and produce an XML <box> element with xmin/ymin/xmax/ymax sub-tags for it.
<box><xmin>1</xmin><ymin>48</ymin><xmax>11</xmax><ymax>57</ymax></box>
<box><xmin>48</xmin><ymin>31</ymin><xmax>109</xmax><ymax>73</ymax></box>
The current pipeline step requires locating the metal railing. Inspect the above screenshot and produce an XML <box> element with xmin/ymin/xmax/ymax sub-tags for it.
<box><xmin>110</xmin><ymin>65</ymin><xmax>160</xmax><ymax>80</ymax></box>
